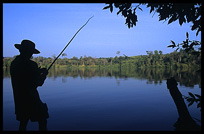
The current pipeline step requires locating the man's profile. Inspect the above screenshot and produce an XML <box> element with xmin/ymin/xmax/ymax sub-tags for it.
<box><xmin>10</xmin><ymin>39</ymin><xmax>49</xmax><ymax>131</ymax></box>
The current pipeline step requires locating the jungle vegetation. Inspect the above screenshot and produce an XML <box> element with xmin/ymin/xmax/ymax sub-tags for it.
<box><xmin>3</xmin><ymin>49</ymin><xmax>201</xmax><ymax>71</ymax></box>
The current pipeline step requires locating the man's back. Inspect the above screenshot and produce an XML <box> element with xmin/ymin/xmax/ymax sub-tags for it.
<box><xmin>10</xmin><ymin>55</ymin><xmax>43</xmax><ymax>121</ymax></box>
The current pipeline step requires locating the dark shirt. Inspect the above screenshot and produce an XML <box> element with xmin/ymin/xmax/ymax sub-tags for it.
<box><xmin>10</xmin><ymin>55</ymin><xmax>48</xmax><ymax>121</ymax></box>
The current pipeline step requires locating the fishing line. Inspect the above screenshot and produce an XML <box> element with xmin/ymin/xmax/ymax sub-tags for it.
<box><xmin>47</xmin><ymin>16</ymin><xmax>94</xmax><ymax>71</ymax></box>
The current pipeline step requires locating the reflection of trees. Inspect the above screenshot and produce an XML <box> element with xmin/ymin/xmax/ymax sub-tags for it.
<box><xmin>175</xmin><ymin>70</ymin><xmax>201</xmax><ymax>88</ymax></box>
<box><xmin>3</xmin><ymin>67</ymin><xmax>200</xmax><ymax>87</ymax></box>
<box><xmin>136</xmin><ymin>67</ymin><xmax>200</xmax><ymax>88</ymax></box>
<box><xmin>47</xmin><ymin>67</ymin><xmax>200</xmax><ymax>87</ymax></box>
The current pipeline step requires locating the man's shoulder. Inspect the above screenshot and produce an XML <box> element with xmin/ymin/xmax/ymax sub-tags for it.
<box><xmin>10</xmin><ymin>56</ymin><xmax>19</xmax><ymax>66</ymax></box>
<box><xmin>29</xmin><ymin>59</ymin><xmax>37</xmax><ymax>64</ymax></box>
<box><xmin>11</xmin><ymin>57</ymin><xmax>38</xmax><ymax>68</ymax></box>
<box><xmin>28</xmin><ymin>59</ymin><xmax>38</xmax><ymax>67</ymax></box>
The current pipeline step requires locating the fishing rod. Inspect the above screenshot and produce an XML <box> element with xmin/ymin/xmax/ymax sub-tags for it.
<box><xmin>47</xmin><ymin>16</ymin><xmax>94</xmax><ymax>71</ymax></box>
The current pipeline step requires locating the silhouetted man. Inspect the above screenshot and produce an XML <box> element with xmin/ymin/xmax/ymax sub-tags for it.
<box><xmin>10</xmin><ymin>40</ymin><xmax>49</xmax><ymax>131</ymax></box>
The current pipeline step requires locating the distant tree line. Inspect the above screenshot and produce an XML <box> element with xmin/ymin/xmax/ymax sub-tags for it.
<box><xmin>3</xmin><ymin>59</ymin><xmax>201</xmax><ymax>89</ymax></box>
<box><xmin>3</xmin><ymin>49</ymin><xmax>201</xmax><ymax>71</ymax></box>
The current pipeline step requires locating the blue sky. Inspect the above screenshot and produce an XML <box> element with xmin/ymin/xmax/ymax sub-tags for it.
<box><xmin>3</xmin><ymin>3</ymin><xmax>201</xmax><ymax>58</ymax></box>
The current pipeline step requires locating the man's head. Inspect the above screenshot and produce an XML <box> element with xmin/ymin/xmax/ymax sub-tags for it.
<box><xmin>15</xmin><ymin>40</ymin><xmax>40</xmax><ymax>59</ymax></box>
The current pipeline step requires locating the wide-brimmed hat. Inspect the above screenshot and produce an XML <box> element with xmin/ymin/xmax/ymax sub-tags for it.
<box><xmin>15</xmin><ymin>39</ymin><xmax>40</xmax><ymax>54</ymax></box>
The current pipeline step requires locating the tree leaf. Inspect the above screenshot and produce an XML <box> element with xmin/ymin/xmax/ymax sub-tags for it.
<box><xmin>187</xmin><ymin>98</ymin><xmax>193</xmax><ymax>102</ymax></box>
<box><xmin>188</xmin><ymin>92</ymin><xmax>195</xmax><ymax>99</ymax></box>
<box><xmin>197</xmin><ymin>102</ymin><xmax>201</xmax><ymax>108</ymax></box>
<box><xmin>188</xmin><ymin>100</ymin><xmax>194</xmax><ymax>107</ymax></box>
<box><xmin>150</xmin><ymin>6</ymin><xmax>154</xmax><ymax>13</ymax></box>
<box><xmin>138</xmin><ymin>7</ymin><xmax>143</xmax><ymax>11</ymax></box>
<box><xmin>168</xmin><ymin>45</ymin><xmax>176</xmax><ymax>48</ymax></box>
<box><xmin>194</xmin><ymin>94</ymin><xmax>201</xmax><ymax>99</ymax></box>
<box><xmin>170</xmin><ymin>40</ymin><xmax>176</xmax><ymax>46</ymax></box>
<box><xmin>175</xmin><ymin>48</ymin><xmax>179</xmax><ymax>51</ymax></box>
<box><xmin>168</xmin><ymin>14</ymin><xmax>177</xmax><ymax>24</ymax></box>
<box><xmin>122</xmin><ymin>10</ymin><xmax>127</xmax><ymax>17</ymax></box>
<box><xmin>114</xmin><ymin>3</ymin><xmax>120</xmax><ymax>8</ymax></box>
<box><xmin>186</xmin><ymin>32</ymin><xmax>189</xmax><ymax>39</ymax></box>
<box><xmin>159</xmin><ymin>14</ymin><xmax>166</xmax><ymax>21</ymax></box>
<box><xmin>179</xmin><ymin>15</ymin><xmax>186</xmax><ymax>26</ymax></box>
<box><xmin>196</xmin><ymin>27</ymin><xmax>201</xmax><ymax>36</ymax></box>
<box><xmin>103</xmin><ymin>5</ymin><xmax>110</xmax><ymax>10</ymax></box>
<box><xmin>182</xmin><ymin>41</ymin><xmax>188</xmax><ymax>48</ymax></box>
<box><xmin>125</xmin><ymin>3</ymin><xmax>131</xmax><ymax>9</ymax></box>
<box><xmin>110</xmin><ymin>4</ymin><xmax>113</xmax><ymax>13</ymax></box>
<box><xmin>117</xmin><ymin>9</ymin><xmax>122</xmax><ymax>15</ymax></box>
<box><xmin>179</xmin><ymin>16</ymin><xmax>183</xmax><ymax>25</ymax></box>
<box><xmin>168</xmin><ymin>40</ymin><xmax>176</xmax><ymax>48</ymax></box>
<box><xmin>191</xmin><ymin>23</ymin><xmax>197</xmax><ymax>30</ymax></box>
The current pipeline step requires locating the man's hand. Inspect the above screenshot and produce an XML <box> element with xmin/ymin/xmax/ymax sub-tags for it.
<box><xmin>40</xmin><ymin>68</ymin><xmax>48</xmax><ymax>76</ymax></box>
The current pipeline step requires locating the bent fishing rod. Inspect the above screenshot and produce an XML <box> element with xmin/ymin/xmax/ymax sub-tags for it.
<box><xmin>47</xmin><ymin>16</ymin><xmax>94</xmax><ymax>71</ymax></box>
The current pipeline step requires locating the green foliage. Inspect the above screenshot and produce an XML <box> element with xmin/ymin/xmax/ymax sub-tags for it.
<box><xmin>3</xmin><ymin>60</ymin><xmax>201</xmax><ymax>89</ymax></box>
<box><xmin>103</xmin><ymin>3</ymin><xmax>139</xmax><ymax>28</ymax></box>
<box><xmin>3</xmin><ymin>49</ymin><xmax>200</xmax><ymax>73</ymax></box>
<box><xmin>168</xmin><ymin>32</ymin><xmax>201</xmax><ymax>55</ymax></box>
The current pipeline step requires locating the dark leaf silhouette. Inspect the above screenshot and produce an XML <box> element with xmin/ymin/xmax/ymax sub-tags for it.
<box><xmin>182</xmin><ymin>41</ymin><xmax>188</xmax><ymax>48</ymax></box>
<box><xmin>168</xmin><ymin>45</ymin><xmax>176</xmax><ymax>48</ymax></box>
<box><xmin>186</xmin><ymin>32</ymin><xmax>189</xmax><ymax>39</ymax></box>
<box><xmin>179</xmin><ymin>15</ymin><xmax>186</xmax><ymax>25</ymax></box>
<box><xmin>196</xmin><ymin>27</ymin><xmax>201</xmax><ymax>36</ymax></box>
<box><xmin>103</xmin><ymin>6</ymin><xmax>110</xmax><ymax>10</ymax></box>
<box><xmin>110</xmin><ymin>5</ymin><xmax>113</xmax><ymax>13</ymax></box>
<box><xmin>122</xmin><ymin>10</ymin><xmax>127</xmax><ymax>17</ymax></box>
<box><xmin>191</xmin><ymin>23</ymin><xmax>197</xmax><ymax>31</ymax></box>
<box><xmin>168</xmin><ymin>14</ymin><xmax>178</xmax><ymax>24</ymax></box>
<box><xmin>184</xmin><ymin>92</ymin><xmax>201</xmax><ymax>111</ymax></box>
<box><xmin>194</xmin><ymin>94</ymin><xmax>201</xmax><ymax>99</ymax></box>
<box><xmin>114</xmin><ymin>3</ymin><xmax>120</xmax><ymax>8</ymax></box>
<box><xmin>186</xmin><ymin>97</ymin><xmax>193</xmax><ymax>102</ymax></box>
<box><xmin>168</xmin><ymin>40</ymin><xmax>176</xmax><ymax>48</ymax></box>
<box><xmin>103</xmin><ymin>3</ymin><xmax>113</xmax><ymax>13</ymax></box>
<box><xmin>188</xmin><ymin>92</ymin><xmax>195</xmax><ymax>99</ymax></box>
<box><xmin>197</xmin><ymin>103</ymin><xmax>201</xmax><ymax>108</ymax></box>
<box><xmin>171</xmin><ymin>40</ymin><xmax>176</xmax><ymax>45</ymax></box>
<box><xmin>117</xmin><ymin>10</ymin><xmax>122</xmax><ymax>15</ymax></box>
<box><xmin>138</xmin><ymin>6</ymin><xmax>143</xmax><ymax>11</ymax></box>
<box><xmin>188</xmin><ymin>100</ymin><xmax>194</xmax><ymax>107</ymax></box>
<box><xmin>150</xmin><ymin>6</ymin><xmax>154</xmax><ymax>13</ymax></box>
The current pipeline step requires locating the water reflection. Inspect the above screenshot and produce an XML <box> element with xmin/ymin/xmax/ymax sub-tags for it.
<box><xmin>3</xmin><ymin>67</ymin><xmax>201</xmax><ymax>88</ymax></box>
<box><xmin>3</xmin><ymin>67</ymin><xmax>201</xmax><ymax>131</ymax></box>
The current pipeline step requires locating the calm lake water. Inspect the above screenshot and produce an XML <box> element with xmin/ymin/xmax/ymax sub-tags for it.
<box><xmin>3</xmin><ymin>67</ymin><xmax>201</xmax><ymax>131</ymax></box>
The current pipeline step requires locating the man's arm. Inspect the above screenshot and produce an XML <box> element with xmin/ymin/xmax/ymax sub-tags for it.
<box><xmin>37</xmin><ymin>68</ymin><xmax>48</xmax><ymax>86</ymax></box>
<box><xmin>29</xmin><ymin>60</ymin><xmax>48</xmax><ymax>87</ymax></box>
